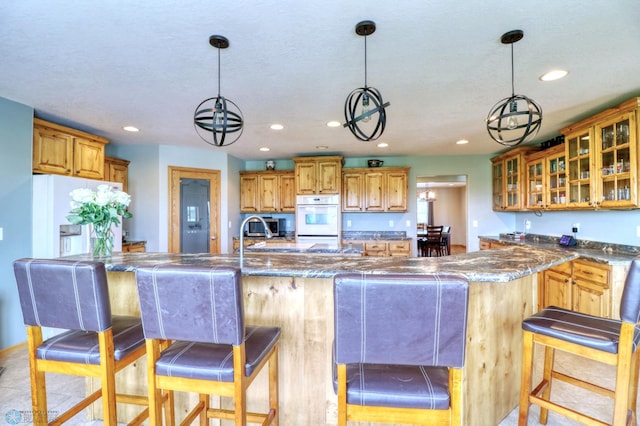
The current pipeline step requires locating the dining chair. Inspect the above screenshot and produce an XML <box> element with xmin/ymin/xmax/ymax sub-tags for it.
<box><xmin>135</xmin><ymin>265</ymin><xmax>281</xmax><ymax>425</ymax></box>
<box><xmin>333</xmin><ymin>272</ymin><xmax>470</xmax><ymax>425</ymax></box>
<box><xmin>13</xmin><ymin>258</ymin><xmax>149</xmax><ymax>425</ymax></box>
<box><xmin>425</xmin><ymin>225</ymin><xmax>445</xmax><ymax>256</ymax></box>
<box><xmin>518</xmin><ymin>257</ymin><xmax>640</xmax><ymax>425</ymax></box>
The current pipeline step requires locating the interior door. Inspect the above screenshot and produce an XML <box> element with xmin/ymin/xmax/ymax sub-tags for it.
<box><xmin>168</xmin><ymin>166</ymin><xmax>220</xmax><ymax>253</ymax></box>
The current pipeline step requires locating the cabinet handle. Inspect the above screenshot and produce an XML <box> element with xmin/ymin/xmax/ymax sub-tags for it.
<box><xmin>582</xmin><ymin>270</ymin><xmax>593</xmax><ymax>275</ymax></box>
<box><xmin>564</xmin><ymin>278</ymin><xmax>569</xmax><ymax>283</ymax></box>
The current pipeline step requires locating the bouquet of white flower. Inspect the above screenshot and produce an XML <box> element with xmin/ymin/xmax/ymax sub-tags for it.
<box><xmin>67</xmin><ymin>184</ymin><xmax>132</xmax><ymax>257</ymax></box>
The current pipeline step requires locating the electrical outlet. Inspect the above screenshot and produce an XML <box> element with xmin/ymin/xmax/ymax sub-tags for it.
<box><xmin>389</xmin><ymin>220</ymin><xmax>394</xmax><ymax>228</ymax></box>
<box><xmin>347</xmin><ymin>220</ymin><xmax>352</xmax><ymax>227</ymax></box>
<box><xmin>524</xmin><ymin>220</ymin><xmax>531</xmax><ymax>230</ymax></box>
<box><xmin>0</xmin><ymin>227</ymin><xmax>3</xmax><ymax>240</ymax></box>
<box><xmin>637</xmin><ymin>225</ymin><xmax>640</xmax><ymax>238</ymax></box>
<box><xmin>572</xmin><ymin>223</ymin><xmax>580</xmax><ymax>233</ymax></box>
<box><xmin>406</xmin><ymin>220</ymin><xmax>411</xmax><ymax>227</ymax></box>
<box><xmin>472</xmin><ymin>220</ymin><xmax>478</xmax><ymax>228</ymax></box>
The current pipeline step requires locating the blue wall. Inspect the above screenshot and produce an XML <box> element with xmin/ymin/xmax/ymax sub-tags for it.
<box><xmin>0</xmin><ymin>97</ymin><xmax>33</xmax><ymax>348</ymax></box>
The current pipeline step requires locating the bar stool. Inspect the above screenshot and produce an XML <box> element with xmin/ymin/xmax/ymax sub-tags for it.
<box><xmin>518</xmin><ymin>258</ymin><xmax>640</xmax><ymax>425</ymax></box>
<box><xmin>13</xmin><ymin>258</ymin><xmax>149</xmax><ymax>425</ymax></box>
<box><xmin>333</xmin><ymin>272</ymin><xmax>469</xmax><ymax>425</ymax></box>
<box><xmin>135</xmin><ymin>265</ymin><xmax>280</xmax><ymax>425</ymax></box>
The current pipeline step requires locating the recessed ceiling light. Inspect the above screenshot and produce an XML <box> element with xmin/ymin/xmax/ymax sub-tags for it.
<box><xmin>377</xmin><ymin>142</ymin><xmax>388</xmax><ymax>148</ymax></box>
<box><xmin>123</xmin><ymin>126</ymin><xmax>139</xmax><ymax>132</ymax></box>
<box><xmin>540</xmin><ymin>70</ymin><xmax>568</xmax><ymax>81</ymax></box>
<box><xmin>326</xmin><ymin>121</ymin><xmax>341</xmax><ymax>128</ymax></box>
<box><xmin>270</xmin><ymin>123</ymin><xmax>284</xmax><ymax>130</ymax></box>
<box><xmin>316</xmin><ymin>145</ymin><xmax>329</xmax><ymax>150</ymax></box>
<box><xmin>259</xmin><ymin>147</ymin><xmax>270</xmax><ymax>152</ymax></box>
<box><xmin>456</xmin><ymin>139</ymin><xmax>469</xmax><ymax>145</ymax></box>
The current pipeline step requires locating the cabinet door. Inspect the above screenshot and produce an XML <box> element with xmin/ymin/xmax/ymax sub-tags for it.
<box><xmin>565</xmin><ymin>128</ymin><xmax>594</xmax><ymax>208</ymax></box>
<box><xmin>491</xmin><ymin>161</ymin><xmax>504</xmax><ymax>209</ymax></box>
<box><xmin>363</xmin><ymin>172</ymin><xmax>384</xmax><ymax>211</ymax></box>
<box><xmin>295</xmin><ymin>162</ymin><xmax>317</xmax><ymax>194</ymax></box>
<box><xmin>504</xmin><ymin>155</ymin><xmax>523</xmax><ymax>210</ymax></box>
<box><xmin>317</xmin><ymin>160</ymin><xmax>340</xmax><ymax>194</ymax></box>
<box><xmin>342</xmin><ymin>172</ymin><xmax>364</xmax><ymax>211</ymax></box>
<box><xmin>73</xmin><ymin>137</ymin><xmax>105</xmax><ymax>179</ymax></box>
<box><xmin>572</xmin><ymin>278</ymin><xmax>610</xmax><ymax>318</ymax></box>
<box><xmin>33</xmin><ymin>127</ymin><xmax>73</xmax><ymax>175</ymax></box>
<box><xmin>240</xmin><ymin>175</ymin><xmax>259</xmax><ymax>212</ymax></box>
<box><xmin>258</xmin><ymin>174</ymin><xmax>279</xmax><ymax>212</ymax></box>
<box><xmin>388</xmin><ymin>241</ymin><xmax>410</xmax><ymax>256</ymax></box>
<box><xmin>386</xmin><ymin>171</ymin><xmax>408</xmax><ymax>211</ymax></box>
<box><xmin>279</xmin><ymin>173</ymin><xmax>296</xmax><ymax>212</ymax></box>
<box><xmin>596</xmin><ymin>112</ymin><xmax>636</xmax><ymax>208</ymax></box>
<box><xmin>546</xmin><ymin>150</ymin><xmax>567</xmax><ymax>209</ymax></box>
<box><xmin>107</xmin><ymin>162</ymin><xmax>129</xmax><ymax>193</ymax></box>
<box><xmin>542</xmin><ymin>269</ymin><xmax>572</xmax><ymax>309</ymax></box>
<box><xmin>364</xmin><ymin>241</ymin><xmax>387</xmax><ymax>256</ymax></box>
<box><xmin>526</xmin><ymin>158</ymin><xmax>545</xmax><ymax>208</ymax></box>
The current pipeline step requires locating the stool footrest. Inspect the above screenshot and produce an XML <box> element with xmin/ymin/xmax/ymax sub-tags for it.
<box><xmin>551</xmin><ymin>370</ymin><xmax>615</xmax><ymax>398</ymax></box>
<box><xmin>50</xmin><ymin>388</ymin><xmax>102</xmax><ymax>426</ymax></box>
<box><xmin>530</xmin><ymin>395</ymin><xmax>609</xmax><ymax>426</ymax></box>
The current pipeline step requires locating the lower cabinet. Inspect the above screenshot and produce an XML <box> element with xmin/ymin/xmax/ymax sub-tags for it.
<box><xmin>540</xmin><ymin>259</ymin><xmax>611</xmax><ymax>318</ymax></box>
<box><xmin>346</xmin><ymin>240</ymin><xmax>411</xmax><ymax>257</ymax></box>
<box><xmin>479</xmin><ymin>240</ymin><xmax>507</xmax><ymax>250</ymax></box>
<box><xmin>122</xmin><ymin>242</ymin><xmax>146</xmax><ymax>252</ymax></box>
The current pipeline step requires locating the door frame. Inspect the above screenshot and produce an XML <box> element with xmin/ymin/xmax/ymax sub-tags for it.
<box><xmin>168</xmin><ymin>166</ymin><xmax>221</xmax><ymax>254</ymax></box>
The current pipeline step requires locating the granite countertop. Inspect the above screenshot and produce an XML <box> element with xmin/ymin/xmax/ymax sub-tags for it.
<box><xmin>65</xmin><ymin>244</ymin><xmax>576</xmax><ymax>282</ymax></box>
<box><xmin>244</xmin><ymin>241</ymin><xmax>364</xmax><ymax>255</ymax></box>
<box><xmin>479</xmin><ymin>234</ymin><xmax>638</xmax><ymax>265</ymax></box>
<box><xmin>341</xmin><ymin>231</ymin><xmax>411</xmax><ymax>241</ymax></box>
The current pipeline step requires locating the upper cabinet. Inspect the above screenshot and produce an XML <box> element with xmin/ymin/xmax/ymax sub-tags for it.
<box><xmin>104</xmin><ymin>156</ymin><xmax>130</xmax><ymax>193</ymax></box>
<box><xmin>491</xmin><ymin>146</ymin><xmax>539</xmax><ymax>211</ymax></box>
<box><xmin>561</xmin><ymin>97</ymin><xmax>639</xmax><ymax>209</ymax></box>
<box><xmin>341</xmin><ymin>167</ymin><xmax>410</xmax><ymax>212</ymax></box>
<box><xmin>293</xmin><ymin>156</ymin><xmax>343</xmax><ymax>195</ymax></box>
<box><xmin>525</xmin><ymin>144</ymin><xmax>567</xmax><ymax>210</ymax></box>
<box><xmin>239</xmin><ymin>170</ymin><xmax>295</xmax><ymax>213</ymax></box>
<box><xmin>33</xmin><ymin>118</ymin><xmax>108</xmax><ymax>179</ymax></box>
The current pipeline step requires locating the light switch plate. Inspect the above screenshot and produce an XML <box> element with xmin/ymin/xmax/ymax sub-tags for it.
<box><xmin>0</xmin><ymin>227</ymin><xmax>3</xmax><ymax>240</ymax></box>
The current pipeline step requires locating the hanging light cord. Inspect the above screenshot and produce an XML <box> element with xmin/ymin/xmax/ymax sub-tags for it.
<box><xmin>510</xmin><ymin>43</ymin><xmax>515</xmax><ymax>97</ymax></box>
<box><xmin>363</xmin><ymin>35</ymin><xmax>368</xmax><ymax>89</ymax></box>
<box><xmin>217</xmin><ymin>46</ymin><xmax>221</xmax><ymax>98</ymax></box>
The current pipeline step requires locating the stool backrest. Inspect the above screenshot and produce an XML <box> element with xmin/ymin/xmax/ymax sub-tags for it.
<box><xmin>135</xmin><ymin>265</ymin><xmax>244</xmax><ymax>345</ymax></box>
<box><xmin>619</xmin><ymin>258</ymin><xmax>640</xmax><ymax>324</ymax></box>
<box><xmin>334</xmin><ymin>273</ymin><xmax>469</xmax><ymax>368</ymax></box>
<box><xmin>13</xmin><ymin>258</ymin><xmax>112</xmax><ymax>332</ymax></box>
<box><xmin>426</xmin><ymin>226</ymin><xmax>444</xmax><ymax>243</ymax></box>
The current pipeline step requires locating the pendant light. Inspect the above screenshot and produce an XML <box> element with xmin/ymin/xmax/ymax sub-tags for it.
<box><xmin>343</xmin><ymin>20</ymin><xmax>390</xmax><ymax>142</ymax></box>
<box><xmin>486</xmin><ymin>30</ymin><xmax>542</xmax><ymax>147</ymax></box>
<box><xmin>194</xmin><ymin>35</ymin><xmax>244</xmax><ymax>147</ymax></box>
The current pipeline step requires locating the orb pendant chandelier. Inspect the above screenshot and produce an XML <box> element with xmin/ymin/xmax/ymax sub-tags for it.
<box><xmin>486</xmin><ymin>30</ymin><xmax>542</xmax><ymax>147</ymax></box>
<box><xmin>194</xmin><ymin>35</ymin><xmax>244</xmax><ymax>147</ymax></box>
<box><xmin>343</xmin><ymin>20</ymin><xmax>390</xmax><ymax>142</ymax></box>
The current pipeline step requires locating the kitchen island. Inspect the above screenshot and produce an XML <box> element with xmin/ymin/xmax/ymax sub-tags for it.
<box><xmin>68</xmin><ymin>246</ymin><xmax>577</xmax><ymax>425</ymax></box>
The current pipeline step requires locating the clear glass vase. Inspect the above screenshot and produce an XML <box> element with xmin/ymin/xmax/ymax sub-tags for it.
<box><xmin>91</xmin><ymin>223</ymin><xmax>114</xmax><ymax>257</ymax></box>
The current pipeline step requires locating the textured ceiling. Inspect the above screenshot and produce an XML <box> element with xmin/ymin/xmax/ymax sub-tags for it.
<box><xmin>1</xmin><ymin>0</ymin><xmax>639</xmax><ymax>161</ymax></box>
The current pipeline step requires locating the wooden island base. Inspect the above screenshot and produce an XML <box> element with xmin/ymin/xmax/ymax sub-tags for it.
<box><xmin>97</xmin><ymin>270</ymin><xmax>536</xmax><ymax>426</ymax></box>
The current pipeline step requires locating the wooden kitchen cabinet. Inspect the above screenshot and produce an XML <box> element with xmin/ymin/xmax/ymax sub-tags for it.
<box><xmin>33</xmin><ymin>118</ymin><xmax>108</xmax><ymax>179</ymax></box>
<box><xmin>293</xmin><ymin>156</ymin><xmax>343</xmax><ymax>195</ymax></box>
<box><xmin>525</xmin><ymin>144</ymin><xmax>567</xmax><ymax>210</ymax></box>
<box><xmin>104</xmin><ymin>156</ymin><xmax>130</xmax><ymax>193</ymax></box>
<box><xmin>346</xmin><ymin>239</ymin><xmax>411</xmax><ymax>257</ymax></box>
<box><xmin>239</xmin><ymin>170</ymin><xmax>295</xmax><ymax>213</ymax></box>
<box><xmin>540</xmin><ymin>259</ymin><xmax>611</xmax><ymax>318</ymax></box>
<box><xmin>122</xmin><ymin>242</ymin><xmax>146</xmax><ymax>252</ymax></box>
<box><xmin>560</xmin><ymin>97</ymin><xmax>639</xmax><ymax>209</ymax></box>
<box><xmin>491</xmin><ymin>146</ymin><xmax>539</xmax><ymax>211</ymax></box>
<box><xmin>341</xmin><ymin>167</ymin><xmax>410</xmax><ymax>212</ymax></box>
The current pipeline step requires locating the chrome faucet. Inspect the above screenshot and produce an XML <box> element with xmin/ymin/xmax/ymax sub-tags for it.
<box><xmin>239</xmin><ymin>215</ymin><xmax>273</xmax><ymax>263</ymax></box>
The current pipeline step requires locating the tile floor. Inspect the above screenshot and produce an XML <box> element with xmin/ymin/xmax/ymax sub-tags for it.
<box><xmin>0</xmin><ymin>342</ymin><xmax>627</xmax><ymax>425</ymax></box>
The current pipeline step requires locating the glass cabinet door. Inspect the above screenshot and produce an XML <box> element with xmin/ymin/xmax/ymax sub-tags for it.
<box><xmin>546</xmin><ymin>150</ymin><xmax>567</xmax><ymax>209</ymax></box>
<box><xmin>505</xmin><ymin>156</ymin><xmax>521</xmax><ymax>209</ymax></box>
<box><xmin>492</xmin><ymin>162</ymin><xmax>504</xmax><ymax>209</ymax></box>
<box><xmin>526</xmin><ymin>159</ymin><xmax>544</xmax><ymax>208</ymax></box>
<box><xmin>566</xmin><ymin>129</ymin><xmax>594</xmax><ymax>208</ymax></box>
<box><xmin>596</xmin><ymin>113</ymin><xmax>636</xmax><ymax>207</ymax></box>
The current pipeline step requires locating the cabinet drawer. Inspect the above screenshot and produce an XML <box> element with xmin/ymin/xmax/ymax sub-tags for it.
<box><xmin>550</xmin><ymin>261</ymin><xmax>572</xmax><ymax>276</ymax></box>
<box><xmin>388</xmin><ymin>241</ymin><xmax>410</xmax><ymax>251</ymax></box>
<box><xmin>365</xmin><ymin>242</ymin><xmax>387</xmax><ymax>251</ymax></box>
<box><xmin>572</xmin><ymin>260</ymin><xmax>610</xmax><ymax>285</ymax></box>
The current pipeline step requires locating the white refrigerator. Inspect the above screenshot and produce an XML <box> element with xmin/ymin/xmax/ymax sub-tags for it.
<box><xmin>32</xmin><ymin>174</ymin><xmax>123</xmax><ymax>258</ymax></box>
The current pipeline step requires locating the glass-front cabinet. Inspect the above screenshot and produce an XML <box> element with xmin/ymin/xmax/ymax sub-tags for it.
<box><xmin>566</xmin><ymin>128</ymin><xmax>594</xmax><ymax>208</ymax></box>
<box><xmin>525</xmin><ymin>144</ymin><xmax>566</xmax><ymax>210</ymax></box>
<box><xmin>491</xmin><ymin>146</ymin><xmax>539</xmax><ymax>211</ymax></box>
<box><xmin>596</xmin><ymin>113</ymin><xmax>635</xmax><ymax>208</ymax></box>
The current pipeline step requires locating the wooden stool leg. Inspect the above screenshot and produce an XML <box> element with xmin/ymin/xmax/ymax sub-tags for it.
<box><xmin>614</xmin><ymin>324</ymin><xmax>635</xmax><ymax>425</ymax></box>
<box><xmin>539</xmin><ymin>345</ymin><xmax>555</xmax><ymax>425</ymax></box>
<box><xmin>269</xmin><ymin>346</ymin><xmax>279</xmax><ymax>425</ymax></box>
<box><xmin>518</xmin><ymin>330</ymin><xmax>534</xmax><ymax>425</ymax></box>
<box><xmin>629</xmin><ymin>348</ymin><xmax>640</xmax><ymax>417</ymax></box>
<box><xmin>98</xmin><ymin>330</ymin><xmax>117</xmax><ymax>426</ymax></box>
<box><xmin>27</xmin><ymin>327</ymin><xmax>48</xmax><ymax>426</ymax></box>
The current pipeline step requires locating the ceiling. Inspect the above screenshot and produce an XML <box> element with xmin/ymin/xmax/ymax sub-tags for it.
<box><xmin>1</xmin><ymin>1</ymin><xmax>639</xmax><ymax>161</ymax></box>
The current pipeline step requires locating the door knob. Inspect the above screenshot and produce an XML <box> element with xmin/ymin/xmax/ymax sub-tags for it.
<box><xmin>211</xmin><ymin>236</ymin><xmax>217</xmax><ymax>240</ymax></box>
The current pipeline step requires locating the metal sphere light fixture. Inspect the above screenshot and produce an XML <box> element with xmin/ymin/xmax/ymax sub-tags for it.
<box><xmin>194</xmin><ymin>35</ymin><xmax>244</xmax><ymax>147</ymax></box>
<box><xmin>343</xmin><ymin>20</ymin><xmax>390</xmax><ymax>142</ymax></box>
<box><xmin>486</xmin><ymin>30</ymin><xmax>542</xmax><ymax>147</ymax></box>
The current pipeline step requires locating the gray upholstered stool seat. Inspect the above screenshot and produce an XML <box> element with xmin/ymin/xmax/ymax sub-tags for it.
<box><xmin>522</xmin><ymin>306</ymin><xmax>640</xmax><ymax>354</ymax></box>
<box><xmin>334</xmin><ymin>362</ymin><xmax>450</xmax><ymax>409</ymax></box>
<box><xmin>36</xmin><ymin>316</ymin><xmax>144</xmax><ymax>364</ymax></box>
<box><xmin>155</xmin><ymin>326</ymin><xmax>280</xmax><ymax>381</ymax></box>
